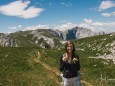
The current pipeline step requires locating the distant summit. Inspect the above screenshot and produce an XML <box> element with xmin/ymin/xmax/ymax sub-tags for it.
<box><xmin>52</xmin><ymin>26</ymin><xmax>105</xmax><ymax>40</ymax></box>
<box><xmin>0</xmin><ymin>33</ymin><xmax>18</xmax><ymax>47</ymax></box>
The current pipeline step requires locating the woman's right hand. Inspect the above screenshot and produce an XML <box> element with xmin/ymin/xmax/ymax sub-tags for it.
<box><xmin>62</xmin><ymin>53</ymin><xmax>68</xmax><ymax>61</ymax></box>
<box><xmin>62</xmin><ymin>57</ymin><xmax>67</xmax><ymax>61</ymax></box>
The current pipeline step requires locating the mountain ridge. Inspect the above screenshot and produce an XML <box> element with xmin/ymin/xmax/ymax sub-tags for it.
<box><xmin>0</xmin><ymin>26</ymin><xmax>107</xmax><ymax>47</ymax></box>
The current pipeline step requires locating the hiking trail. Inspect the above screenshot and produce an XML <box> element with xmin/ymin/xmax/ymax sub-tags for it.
<box><xmin>33</xmin><ymin>51</ymin><xmax>94</xmax><ymax>86</ymax></box>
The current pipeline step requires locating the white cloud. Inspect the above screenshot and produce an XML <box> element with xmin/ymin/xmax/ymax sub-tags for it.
<box><xmin>23</xmin><ymin>20</ymin><xmax>115</xmax><ymax>33</ymax></box>
<box><xmin>23</xmin><ymin>24</ymin><xmax>50</xmax><ymax>31</ymax></box>
<box><xmin>84</xmin><ymin>19</ymin><xmax>93</xmax><ymax>23</ymax></box>
<box><xmin>78</xmin><ymin>19</ymin><xmax>115</xmax><ymax>33</ymax></box>
<box><xmin>8</xmin><ymin>19</ymin><xmax>115</xmax><ymax>33</ymax></box>
<box><xmin>53</xmin><ymin>22</ymin><xmax>77</xmax><ymax>31</ymax></box>
<box><xmin>17</xmin><ymin>25</ymin><xmax>22</xmax><ymax>28</ymax></box>
<box><xmin>111</xmin><ymin>11</ymin><xmax>115</xmax><ymax>16</ymax></box>
<box><xmin>99</xmin><ymin>0</ymin><xmax>115</xmax><ymax>11</ymax></box>
<box><xmin>8</xmin><ymin>27</ymin><xmax>17</xmax><ymax>30</ymax></box>
<box><xmin>21</xmin><ymin>6</ymin><xmax>43</xmax><ymax>18</ymax></box>
<box><xmin>0</xmin><ymin>1</ymin><xmax>44</xmax><ymax>19</ymax></box>
<box><xmin>92</xmin><ymin>22</ymin><xmax>104</xmax><ymax>26</ymax></box>
<box><xmin>101</xmin><ymin>11</ymin><xmax>115</xmax><ymax>17</ymax></box>
<box><xmin>61</xmin><ymin>2</ymin><xmax>72</xmax><ymax>7</ymax></box>
<box><xmin>102</xmin><ymin>13</ymin><xmax>111</xmax><ymax>17</ymax></box>
<box><xmin>22</xmin><ymin>23</ymin><xmax>77</xmax><ymax>32</ymax></box>
<box><xmin>8</xmin><ymin>24</ymin><xmax>23</xmax><ymax>30</ymax></box>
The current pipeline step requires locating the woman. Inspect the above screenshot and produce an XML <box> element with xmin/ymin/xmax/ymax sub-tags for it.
<box><xmin>59</xmin><ymin>41</ymin><xmax>81</xmax><ymax>86</ymax></box>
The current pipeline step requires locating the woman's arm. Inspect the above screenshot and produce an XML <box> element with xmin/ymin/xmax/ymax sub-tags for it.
<box><xmin>73</xmin><ymin>55</ymin><xmax>80</xmax><ymax>71</ymax></box>
<box><xmin>59</xmin><ymin>56</ymin><xmax>66</xmax><ymax>72</ymax></box>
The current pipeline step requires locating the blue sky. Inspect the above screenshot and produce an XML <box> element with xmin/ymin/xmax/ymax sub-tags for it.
<box><xmin>0</xmin><ymin>0</ymin><xmax>115</xmax><ymax>33</ymax></box>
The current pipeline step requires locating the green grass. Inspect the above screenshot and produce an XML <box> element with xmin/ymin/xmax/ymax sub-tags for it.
<box><xmin>39</xmin><ymin>48</ymin><xmax>115</xmax><ymax>86</ymax></box>
<box><xmin>0</xmin><ymin>47</ymin><xmax>58</xmax><ymax>86</ymax></box>
<box><xmin>73</xmin><ymin>33</ymin><xmax>115</xmax><ymax>56</ymax></box>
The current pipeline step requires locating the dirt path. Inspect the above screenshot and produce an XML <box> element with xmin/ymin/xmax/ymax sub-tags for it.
<box><xmin>33</xmin><ymin>51</ymin><xmax>94</xmax><ymax>86</ymax></box>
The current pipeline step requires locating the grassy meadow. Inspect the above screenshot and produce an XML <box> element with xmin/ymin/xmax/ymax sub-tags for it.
<box><xmin>0</xmin><ymin>47</ymin><xmax>59</xmax><ymax>86</ymax></box>
<box><xmin>40</xmin><ymin>48</ymin><xmax>115</xmax><ymax>86</ymax></box>
<box><xmin>39</xmin><ymin>33</ymin><xmax>115</xmax><ymax>86</ymax></box>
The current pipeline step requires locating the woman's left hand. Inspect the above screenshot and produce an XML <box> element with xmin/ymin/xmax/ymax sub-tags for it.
<box><xmin>73</xmin><ymin>58</ymin><xmax>78</xmax><ymax>63</ymax></box>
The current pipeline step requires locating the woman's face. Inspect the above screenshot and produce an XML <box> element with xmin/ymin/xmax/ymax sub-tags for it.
<box><xmin>66</xmin><ymin>44</ymin><xmax>73</xmax><ymax>53</ymax></box>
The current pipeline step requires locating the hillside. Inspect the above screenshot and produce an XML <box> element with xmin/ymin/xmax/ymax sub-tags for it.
<box><xmin>39</xmin><ymin>32</ymin><xmax>115</xmax><ymax>86</ymax></box>
<box><xmin>10</xmin><ymin>29</ymin><xmax>61</xmax><ymax>47</ymax></box>
<box><xmin>0</xmin><ymin>32</ymin><xmax>115</xmax><ymax>86</ymax></box>
<box><xmin>73</xmin><ymin>32</ymin><xmax>115</xmax><ymax>61</ymax></box>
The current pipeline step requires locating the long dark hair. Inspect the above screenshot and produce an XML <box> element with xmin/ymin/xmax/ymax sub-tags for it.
<box><xmin>64</xmin><ymin>41</ymin><xmax>76</xmax><ymax>58</ymax></box>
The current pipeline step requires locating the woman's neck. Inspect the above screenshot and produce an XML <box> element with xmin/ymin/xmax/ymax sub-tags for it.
<box><xmin>66</xmin><ymin>53</ymin><xmax>72</xmax><ymax>63</ymax></box>
<box><xmin>67</xmin><ymin>53</ymin><xmax>72</xmax><ymax>57</ymax></box>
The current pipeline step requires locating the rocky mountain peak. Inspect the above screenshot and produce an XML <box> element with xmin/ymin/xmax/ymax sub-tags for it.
<box><xmin>54</xmin><ymin>26</ymin><xmax>96</xmax><ymax>40</ymax></box>
<box><xmin>0</xmin><ymin>33</ymin><xmax>18</xmax><ymax>47</ymax></box>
